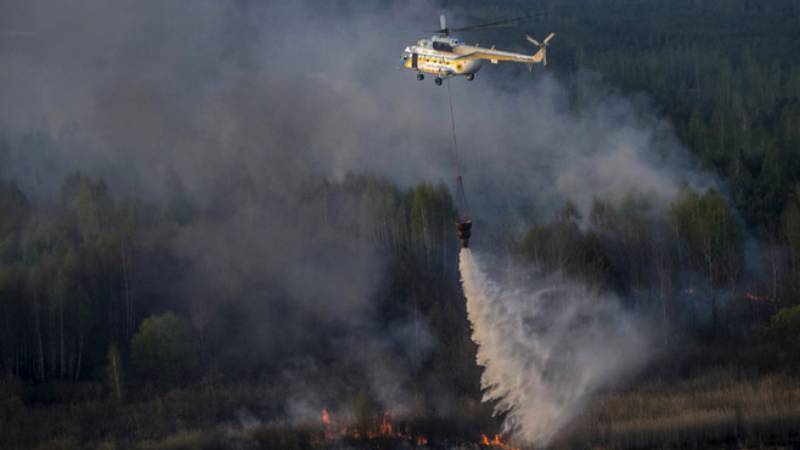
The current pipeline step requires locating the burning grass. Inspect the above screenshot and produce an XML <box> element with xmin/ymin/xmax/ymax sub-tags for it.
<box><xmin>10</xmin><ymin>369</ymin><xmax>800</xmax><ymax>449</ymax></box>
<box><xmin>318</xmin><ymin>407</ymin><xmax>519</xmax><ymax>449</ymax></box>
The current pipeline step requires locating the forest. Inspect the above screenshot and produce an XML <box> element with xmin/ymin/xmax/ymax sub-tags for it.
<box><xmin>2</xmin><ymin>0</ymin><xmax>800</xmax><ymax>449</ymax></box>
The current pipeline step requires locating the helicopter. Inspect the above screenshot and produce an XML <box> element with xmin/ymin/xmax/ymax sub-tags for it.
<box><xmin>402</xmin><ymin>15</ymin><xmax>554</xmax><ymax>85</ymax></box>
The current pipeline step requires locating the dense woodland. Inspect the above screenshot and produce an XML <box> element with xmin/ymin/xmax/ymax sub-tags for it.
<box><xmin>2</xmin><ymin>0</ymin><xmax>800</xmax><ymax>448</ymax></box>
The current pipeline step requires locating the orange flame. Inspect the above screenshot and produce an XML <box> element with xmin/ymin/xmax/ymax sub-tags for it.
<box><xmin>322</xmin><ymin>408</ymin><xmax>519</xmax><ymax>449</ymax></box>
<box><xmin>321</xmin><ymin>408</ymin><xmax>334</xmax><ymax>440</ymax></box>
<box><xmin>480</xmin><ymin>433</ymin><xmax>520</xmax><ymax>450</ymax></box>
<box><xmin>321</xmin><ymin>408</ymin><xmax>425</xmax><ymax>445</ymax></box>
<box><xmin>379</xmin><ymin>412</ymin><xmax>393</xmax><ymax>435</ymax></box>
<box><xmin>321</xmin><ymin>408</ymin><xmax>330</xmax><ymax>426</ymax></box>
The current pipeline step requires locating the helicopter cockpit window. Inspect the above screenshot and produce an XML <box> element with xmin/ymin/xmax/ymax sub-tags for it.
<box><xmin>432</xmin><ymin>41</ymin><xmax>453</xmax><ymax>52</ymax></box>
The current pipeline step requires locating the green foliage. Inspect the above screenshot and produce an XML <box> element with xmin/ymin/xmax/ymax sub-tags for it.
<box><xmin>767</xmin><ymin>305</ymin><xmax>800</xmax><ymax>342</ymax></box>
<box><xmin>520</xmin><ymin>202</ymin><xmax>613</xmax><ymax>287</ymax></box>
<box><xmin>131</xmin><ymin>313</ymin><xmax>198</xmax><ymax>386</ymax></box>
<box><xmin>670</xmin><ymin>187</ymin><xmax>743</xmax><ymax>285</ymax></box>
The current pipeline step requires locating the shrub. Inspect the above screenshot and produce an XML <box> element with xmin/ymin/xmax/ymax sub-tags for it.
<box><xmin>768</xmin><ymin>305</ymin><xmax>800</xmax><ymax>339</ymax></box>
<box><xmin>131</xmin><ymin>312</ymin><xmax>198</xmax><ymax>386</ymax></box>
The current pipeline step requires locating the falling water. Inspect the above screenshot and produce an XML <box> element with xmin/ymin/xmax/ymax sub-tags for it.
<box><xmin>459</xmin><ymin>249</ymin><xmax>650</xmax><ymax>446</ymax></box>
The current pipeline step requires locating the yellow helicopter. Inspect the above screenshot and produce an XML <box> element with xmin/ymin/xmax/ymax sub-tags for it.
<box><xmin>402</xmin><ymin>15</ymin><xmax>554</xmax><ymax>85</ymax></box>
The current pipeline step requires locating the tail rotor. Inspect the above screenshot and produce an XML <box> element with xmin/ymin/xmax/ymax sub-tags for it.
<box><xmin>526</xmin><ymin>32</ymin><xmax>555</xmax><ymax>66</ymax></box>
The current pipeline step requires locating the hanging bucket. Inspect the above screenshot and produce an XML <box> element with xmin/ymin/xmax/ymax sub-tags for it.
<box><xmin>455</xmin><ymin>220</ymin><xmax>472</xmax><ymax>248</ymax></box>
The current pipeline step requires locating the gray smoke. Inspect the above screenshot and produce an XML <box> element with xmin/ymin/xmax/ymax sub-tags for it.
<box><xmin>1</xmin><ymin>0</ymin><xmax>708</xmax><ymax>427</ymax></box>
<box><xmin>1</xmin><ymin>1</ymin><xmax>712</xmax><ymax>213</ymax></box>
<box><xmin>460</xmin><ymin>249</ymin><xmax>651</xmax><ymax>446</ymax></box>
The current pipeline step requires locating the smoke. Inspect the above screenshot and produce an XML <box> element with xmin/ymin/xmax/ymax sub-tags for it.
<box><xmin>0</xmin><ymin>0</ymin><xmax>709</xmax><ymax>428</ymax></box>
<box><xmin>460</xmin><ymin>249</ymin><xmax>651</xmax><ymax>446</ymax></box>
<box><xmin>0</xmin><ymin>1</ymin><xmax>713</xmax><ymax>214</ymax></box>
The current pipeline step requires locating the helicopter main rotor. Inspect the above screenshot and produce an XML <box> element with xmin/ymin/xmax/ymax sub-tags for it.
<box><xmin>430</xmin><ymin>14</ymin><xmax>529</xmax><ymax>37</ymax></box>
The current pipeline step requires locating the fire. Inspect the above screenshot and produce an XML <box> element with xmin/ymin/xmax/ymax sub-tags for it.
<box><xmin>480</xmin><ymin>433</ymin><xmax>520</xmax><ymax>450</ymax></box>
<box><xmin>321</xmin><ymin>407</ymin><xmax>333</xmax><ymax>440</ymax></box>
<box><xmin>321</xmin><ymin>408</ymin><xmax>428</xmax><ymax>447</ymax></box>
<box><xmin>377</xmin><ymin>412</ymin><xmax>393</xmax><ymax>436</ymax></box>
<box><xmin>320</xmin><ymin>408</ymin><xmax>516</xmax><ymax>449</ymax></box>
<box><xmin>321</xmin><ymin>408</ymin><xmax>331</xmax><ymax>425</ymax></box>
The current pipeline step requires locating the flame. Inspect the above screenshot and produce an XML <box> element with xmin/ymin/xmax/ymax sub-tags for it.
<box><xmin>321</xmin><ymin>408</ymin><xmax>330</xmax><ymax>425</ymax></box>
<box><xmin>480</xmin><ymin>433</ymin><xmax>520</xmax><ymax>450</ymax></box>
<box><xmin>378</xmin><ymin>412</ymin><xmax>394</xmax><ymax>435</ymax></box>
<box><xmin>321</xmin><ymin>408</ymin><xmax>515</xmax><ymax>449</ymax></box>
<box><xmin>321</xmin><ymin>408</ymin><xmax>334</xmax><ymax>440</ymax></box>
<box><xmin>321</xmin><ymin>408</ymin><xmax>425</xmax><ymax>445</ymax></box>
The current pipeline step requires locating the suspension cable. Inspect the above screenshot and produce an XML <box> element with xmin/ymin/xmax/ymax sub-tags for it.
<box><xmin>445</xmin><ymin>78</ymin><xmax>470</xmax><ymax>219</ymax></box>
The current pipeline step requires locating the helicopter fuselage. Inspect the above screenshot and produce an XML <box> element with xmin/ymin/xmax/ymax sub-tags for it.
<box><xmin>402</xmin><ymin>37</ymin><xmax>483</xmax><ymax>78</ymax></box>
<box><xmin>402</xmin><ymin>34</ymin><xmax>547</xmax><ymax>82</ymax></box>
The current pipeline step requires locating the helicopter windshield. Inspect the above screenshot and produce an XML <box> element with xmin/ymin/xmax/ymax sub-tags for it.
<box><xmin>432</xmin><ymin>41</ymin><xmax>454</xmax><ymax>52</ymax></box>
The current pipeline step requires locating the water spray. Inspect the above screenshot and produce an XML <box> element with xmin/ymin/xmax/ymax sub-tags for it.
<box><xmin>459</xmin><ymin>249</ymin><xmax>651</xmax><ymax>446</ymax></box>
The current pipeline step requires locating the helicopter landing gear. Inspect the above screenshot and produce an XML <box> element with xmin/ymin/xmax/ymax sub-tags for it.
<box><xmin>434</xmin><ymin>77</ymin><xmax>443</xmax><ymax>86</ymax></box>
<box><xmin>416</xmin><ymin>73</ymin><xmax>424</xmax><ymax>81</ymax></box>
<box><xmin>466</xmin><ymin>73</ymin><xmax>475</xmax><ymax>81</ymax></box>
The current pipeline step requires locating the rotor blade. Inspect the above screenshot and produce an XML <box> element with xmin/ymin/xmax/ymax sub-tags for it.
<box><xmin>0</xmin><ymin>30</ymin><xmax>36</xmax><ymax>37</ymax></box>
<box><xmin>440</xmin><ymin>14</ymin><xmax>447</xmax><ymax>31</ymax></box>
<box><xmin>543</xmin><ymin>32</ymin><xmax>555</xmax><ymax>45</ymax></box>
<box><xmin>448</xmin><ymin>16</ymin><xmax>529</xmax><ymax>33</ymax></box>
<box><xmin>526</xmin><ymin>35</ymin><xmax>541</xmax><ymax>46</ymax></box>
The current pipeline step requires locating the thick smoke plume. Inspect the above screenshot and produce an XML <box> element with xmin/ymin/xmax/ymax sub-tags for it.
<box><xmin>460</xmin><ymin>249</ymin><xmax>650</xmax><ymax>446</ymax></box>
<box><xmin>1</xmin><ymin>0</ymin><xmax>707</xmax><ymax>427</ymax></box>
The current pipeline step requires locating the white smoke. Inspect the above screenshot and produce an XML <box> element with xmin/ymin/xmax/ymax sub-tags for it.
<box><xmin>459</xmin><ymin>249</ymin><xmax>651</xmax><ymax>446</ymax></box>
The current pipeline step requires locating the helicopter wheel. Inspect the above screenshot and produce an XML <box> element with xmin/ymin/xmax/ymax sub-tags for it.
<box><xmin>416</xmin><ymin>73</ymin><xmax>424</xmax><ymax>81</ymax></box>
<box><xmin>434</xmin><ymin>77</ymin><xmax>443</xmax><ymax>86</ymax></box>
<box><xmin>466</xmin><ymin>73</ymin><xmax>475</xmax><ymax>81</ymax></box>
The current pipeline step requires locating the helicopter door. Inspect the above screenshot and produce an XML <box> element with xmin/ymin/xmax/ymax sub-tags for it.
<box><xmin>412</xmin><ymin>53</ymin><xmax>418</xmax><ymax>69</ymax></box>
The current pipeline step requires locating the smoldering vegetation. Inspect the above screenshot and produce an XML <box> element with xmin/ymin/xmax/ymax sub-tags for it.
<box><xmin>1</xmin><ymin>0</ymin><xmax>800</xmax><ymax>449</ymax></box>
